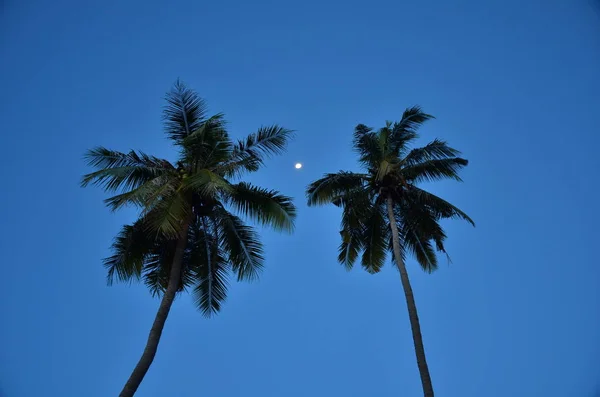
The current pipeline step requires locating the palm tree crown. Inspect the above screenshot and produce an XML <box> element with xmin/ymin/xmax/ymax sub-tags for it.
<box><xmin>82</xmin><ymin>80</ymin><xmax>296</xmax><ymax>316</ymax></box>
<box><xmin>307</xmin><ymin>106</ymin><xmax>474</xmax><ymax>274</ymax></box>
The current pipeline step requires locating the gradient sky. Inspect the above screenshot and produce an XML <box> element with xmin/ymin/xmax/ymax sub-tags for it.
<box><xmin>1</xmin><ymin>0</ymin><xmax>600</xmax><ymax>396</ymax></box>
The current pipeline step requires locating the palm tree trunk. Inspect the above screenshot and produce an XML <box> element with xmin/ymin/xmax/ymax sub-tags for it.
<box><xmin>119</xmin><ymin>221</ymin><xmax>191</xmax><ymax>397</ymax></box>
<box><xmin>386</xmin><ymin>196</ymin><xmax>434</xmax><ymax>397</ymax></box>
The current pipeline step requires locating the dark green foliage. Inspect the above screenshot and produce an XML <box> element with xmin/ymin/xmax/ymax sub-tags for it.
<box><xmin>306</xmin><ymin>106</ymin><xmax>473</xmax><ymax>273</ymax></box>
<box><xmin>83</xmin><ymin>81</ymin><xmax>296</xmax><ymax>317</ymax></box>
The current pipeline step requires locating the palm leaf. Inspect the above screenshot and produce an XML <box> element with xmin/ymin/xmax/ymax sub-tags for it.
<box><xmin>142</xmin><ymin>218</ymin><xmax>218</xmax><ymax>297</ymax></box>
<box><xmin>226</xmin><ymin>182</ymin><xmax>296</xmax><ymax>232</ymax></box>
<box><xmin>389</xmin><ymin>106</ymin><xmax>434</xmax><ymax>154</ymax></box>
<box><xmin>81</xmin><ymin>148</ymin><xmax>173</xmax><ymax>192</ymax></box>
<box><xmin>184</xmin><ymin>113</ymin><xmax>228</xmax><ymax>143</ymax></box>
<box><xmin>190</xmin><ymin>217</ymin><xmax>230</xmax><ymax>317</ymax></box>
<box><xmin>215</xmin><ymin>154</ymin><xmax>262</xmax><ymax>179</ymax></box>
<box><xmin>352</xmin><ymin>125</ymin><xmax>383</xmax><ymax>169</ymax></box>
<box><xmin>182</xmin><ymin>113</ymin><xmax>233</xmax><ymax>168</ymax></box>
<box><xmin>402</xmin><ymin>158</ymin><xmax>468</xmax><ymax>183</ymax></box>
<box><xmin>103</xmin><ymin>174</ymin><xmax>177</xmax><ymax>212</ymax></box>
<box><xmin>142</xmin><ymin>241</ymin><xmax>177</xmax><ymax>297</ymax></box>
<box><xmin>234</xmin><ymin>125</ymin><xmax>294</xmax><ymax>159</ymax></box>
<box><xmin>335</xmin><ymin>187</ymin><xmax>371</xmax><ymax>270</ymax></box>
<box><xmin>192</xmin><ymin>257</ymin><xmax>229</xmax><ymax>317</ymax></box>
<box><xmin>215</xmin><ymin>208</ymin><xmax>264</xmax><ymax>281</ymax></box>
<box><xmin>360</xmin><ymin>203</ymin><xmax>389</xmax><ymax>274</ymax></box>
<box><xmin>141</xmin><ymin>246</ymin><xmax>197</xmax><ymax>297</ymax></box>
<box><xmin>406</xmin><ymin>186</ymin><xmax>475</xmax><ymax>226</ymax></box>
<box><xmin>306</xmin><ymin>172</ymin><xmax>368</xmax><ymax>206</ymax></box>
<box><xmin>403</xmin><ymin>230</ymin><xmax>438</xmax><ymax>273</ymax></box>
<box><xmin>103</xmin><ymin>221</ymin><xmax>156</xmax><ymax>285</ymax></box>
<box><xmin>402</xmin><ymin>139</ymin><xmax>461</xmax><ymax>166</ymax></box>
<box><xmin>396</xmin><ymin>200</ymin><xmax>450</xmax><ymax>272</ymax></box>
<box><xmin>217</xmin><ymin>125</ymin><xmax>293</xmax><ymax>178</ymax></box>
<box><xmin>181</xmin><ymin>169</ymin><xmax>234</xmax><ymax>197</ymax></box>
<box><xmin>144</xmin><ymin>191</ymin><xmax>191</xmax><ymax>238</ymax></box>
<box><xmin>163</xmin><ymin>80</ymin><xmax>208</xmax><ymax>143</ymax></box>
<box><xmin>338</xmin><ymin>229</ymin><xmax>363</xmax><ymax>271</ymax></box>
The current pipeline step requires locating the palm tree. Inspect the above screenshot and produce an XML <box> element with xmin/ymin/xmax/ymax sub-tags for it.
<box><xmin>82</xmin><ymin>81</ymin><xmax>296</xmax><ymax>397</ymax></box>
<box><xmin>306</xmin><ymin>107</ymin><xmax>474</xmax><ymax>397</ymax></box>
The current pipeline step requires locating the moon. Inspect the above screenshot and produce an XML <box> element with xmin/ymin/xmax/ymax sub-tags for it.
<box><xmin>294</xmin><ymin>163</ymin><xmax>303</xmax><ymax>169</ymax></box>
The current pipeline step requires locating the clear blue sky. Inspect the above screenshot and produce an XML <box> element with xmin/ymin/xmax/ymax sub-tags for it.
<box><xmin>1</xmin><ymin>0</ymin><xmax>599</xmax><ymax>396</ymax></box>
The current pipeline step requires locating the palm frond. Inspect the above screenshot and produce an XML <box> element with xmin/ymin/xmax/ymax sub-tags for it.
<box><xmin>335</xmin><ymin>187</ymin><xmax>371</xmax><ymax>270</ymax></box>
<box><xmin>226</xmin><ymin>182</ymin><xmax>296</xmax><ymax>232</ymax></box>
<box><xmin>192</xmin><ymin>258</ymin><xmax>229</xmax><ymax>317</ymax></box>
<box><xmin>389</xmin><ymin>106</ymin><xmax>434</xmax><ymax>154</ymax></box>
<box><xmin>360</xmin><ymin>204</ymin><xmax>389</xmax><ymax>274</ymax></box>
<box><xmin>103</xmin><ymin>221</ymin><xmax>156</xmax><ymax>285</ymax></box>
<box><xmin>144</xmin><ymin>191</ymin><xmax>191</xmax><ymax>238</ymax></box>
<box><xmin>404</xmin><ymin>230</ymin><xmax>438</xmax><ymax>273</ymax></box>
<box><xmin>184</xmin><ymin>113</ymin><xmax>228</xmax><ymax>143</ymax></box>
<box><xmin>103</xmin><ymin>174</ymin><xmax>177</xmax><ymax>212</ymax></box>
<box><xmin>81</xmin><ymin>147</ymin><xmax>173</xmax><ymax>193</ymax></box>
<box><xmin>216</xmin><ymin>125</ymin><xmax>293</xmax><ymax>178</ymax></box>
<box><xmin>181</xmin><ymin>169</ymin><xmax>234</xmax><ymax>197</ymax></box>
<box><xmin>235</xmin><ymin>125</ymin><xmax>294</xmax><ymax>159</ymax></box>
<box><xmin>190</xmin><ymin>217</ymin><xmax>230</xmax><ymax>317</ymax></box>
<box><xmin>396</xmin><ymin>200</ymin><xmax>449</xmax><ymax>272</ymax></box>
<box><xmin>143</xmin><ymin>219</ymin><xmax>213</xmax><ymax>297</ymax></box>
<box><xmin>402</xmin><ymin>139</ymin><xmax>461</xmax><ymax>167</ymax></box>
<box><xmin>352</xmin><ymin>124</ymin><xmax>373</xmax><ymax>148</ymax></box>
<box><xmin>142</xmin><ymin>241</ymin><xmax>176</xmax><ymax>297</ymax></box>
<box><xmin>352</xmin><ymin>125</ymin><xmax>384</xmax><ymax>170</ymax></box>
<box><xmin>306</xmin><ymin>172</ymin><xmax>368</xmax><ymax>206</ymax></box>
<box><xmin>182</xmin><ymin>113</ymin><xmax>233</xmax><ymax>168</ymax></box>
<box><xmin>214</xmin><ymin>154</ymin><xmax>262</xmax><ymax>179</ymax></box>
<box><xmin>215</xmin><ymin>208</ymin><xmax>264</xmax><ymax>281</ymax></box>
<box><xmin>406</xmin><ymin>186</ymin><xmax>475</xmax><ymax>226</ymax></box>
<box><xmin>338</xmin><ymin>228</ymin><xmax>363</xmax><ymax>271</ymax></box>
<box><xmin>402</xmin><ymin>158</ymin><xmax>468</xmax><ymax>183</ymax></box>
<box><xmin>163</xmin><ymin>80</ymin><xmax>208</xmax><ymax>143</ymax></box>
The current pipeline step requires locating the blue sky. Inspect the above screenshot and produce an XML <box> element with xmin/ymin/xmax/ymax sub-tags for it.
<box><xmin>1</xmin><ymin>0</ymin><xmax>599</xmax><ymax>396</ymax></box>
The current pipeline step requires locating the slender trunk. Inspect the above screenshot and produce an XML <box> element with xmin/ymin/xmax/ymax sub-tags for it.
<box><xmin>386</xmin><ymin>196</ymin><xmax>434</xmax><ymax>397</ymax></box>
<box><xmin>119</xmin><ymin>220</ymin><xmax>191</xmax><ymax>397</ymax></box>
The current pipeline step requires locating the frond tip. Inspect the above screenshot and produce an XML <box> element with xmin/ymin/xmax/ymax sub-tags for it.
<box><xmin>236</xmin><ymin>125</ymin><xmax>295</xmax><ymax>159</ymax></box>
<box><xmin>163</xmin><ymin>80</ymin><xmax>208</xmax><ymax>143</ymax></box>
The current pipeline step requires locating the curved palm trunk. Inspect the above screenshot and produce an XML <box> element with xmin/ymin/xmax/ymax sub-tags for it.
<box><xmin>119</xmin><ymin>222</ymin><xmax>190</xmax><ymax>397</ymax></box>
<box><xmin>386</xmin><ymin>196</ymin><xmax>434</xmax><ymax>397</ymax></box>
